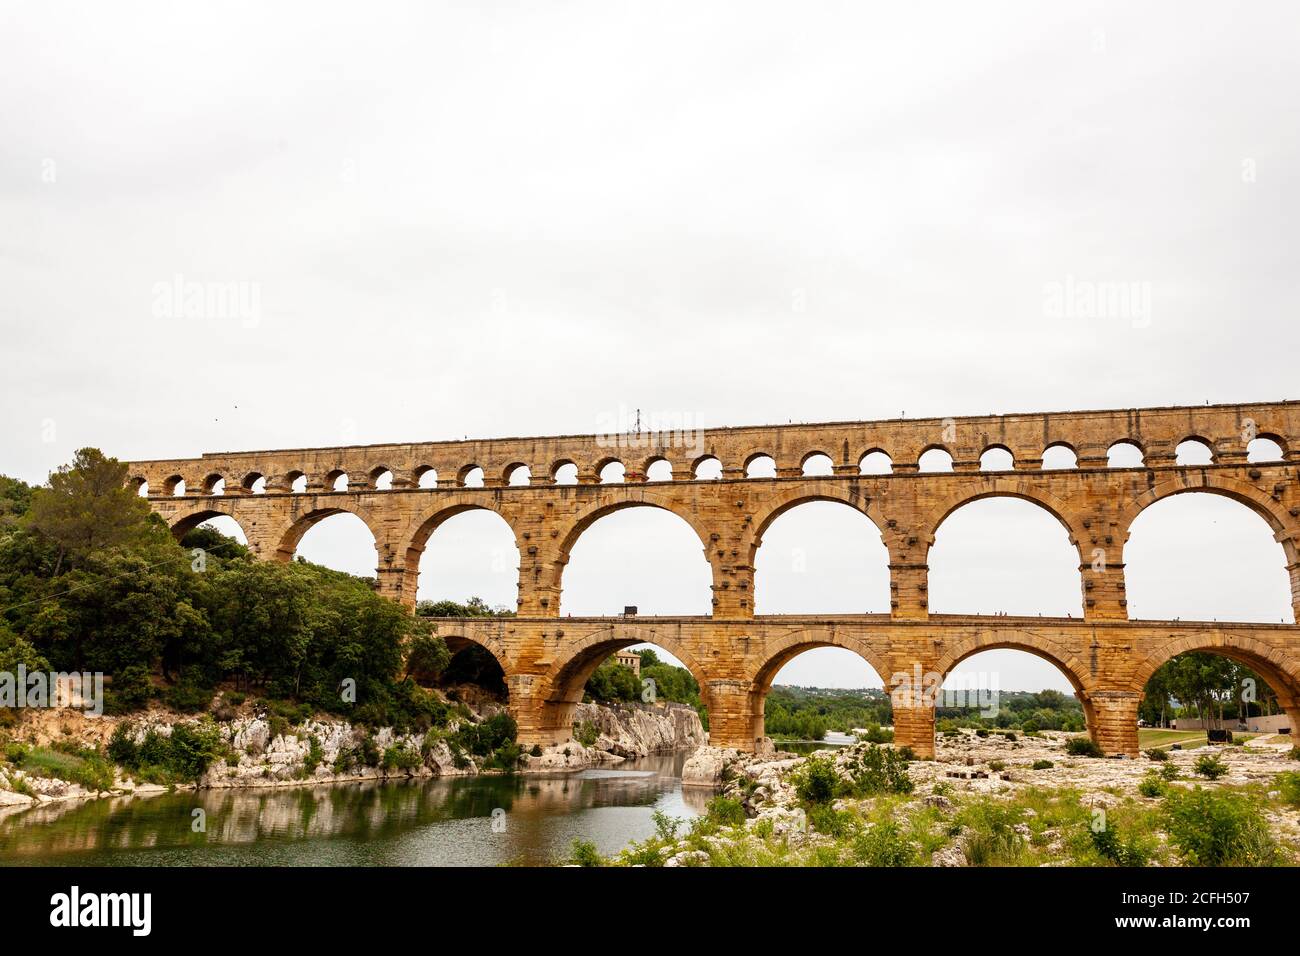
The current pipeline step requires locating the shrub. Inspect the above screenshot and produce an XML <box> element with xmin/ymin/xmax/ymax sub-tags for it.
<box><xmin>807</xmin><ymin>803</ymin><xmax>853</xmax><ymax>837</ymax></box>
<box><xmin>167</xmin><ymin>721</ymin><xmax>225</xmax><ymax>782</ymax></box>
<box><xmin>1089</xmin><ymin>816</ymin><xmax>1153</xmax><ymax>866</ymax></box>
<box><xmin>957</xmin><ymin>803</ymin><xmax>1025</xmax><ymax>866</ymax></box>
<box><xmin>1144</xmin><ymin>747</ymin><xmax>1168</xmax><ymax>761</ymax></box>
<box><xmin>568</xmin><ymin>839</ymin><xmax>602</xmax><ymax>867</ymax></box>
<box><xmin>381</xmin><ymin>743</ymin><xmax>421</xmax><ymax>773</ymax></box>
<box><xmin>163</xmin><ymin>680</ymin><xmax>212</xmax><ymax>713</ymax></box>
<box><xmin>1031</xmin><ymin>759</ymin><xmax>1053</xmax><ymax>770</ymax></box>
<box><xmin>1158</xmin><ymin>762</ymin><xmax>1180</xmax><ymax>781</ymax></box>
<box><xmin>988</xmin><ymin>760</ymin><xmax>1005</xmax><ymax>772</ymax></box>
<box><xmin>1065</xmin><ymin>737</ymin><xmax>1103</xmax><ymax>758</ymax></box>
<box><xmin>1193</xmin><ymin>753</ymin><xmax>1228</xmax><ymax>780</ymax></box>
<box><xmin>573</xmin><ymin>720</ymin><xmax>598</xmax><ymax>748</ymax></box>
<box><xmin>1161</xmin><ymin>788</ymin><xmax>1281</xmax><ymax>866</ymax></box>
<box><xmin>841</xmin><ymin>745</ymin><xmax>913</xmax><ymax>797</ymax></box>
<box><xmin>704</xmin><ymin>796</ymin><xmax>746</xmax><ymax>827</ymax></box>
<box><xmin>851</xmin><ymin>820</ymin><xmax>919</xmax><ymax>866</ymax></box>
<box><xmin>107</xmin><ymin>724</ymin><xmax>138</xmax><ymax>766</ymax></box>
<box><xmin>791</xmin><ymin>753</ymin><xmax>840</xmax><ymax>804</ymax></box>
<box><xmin>1021</xmin><ymin>719</ymin><xmax>1040</xmax><ymax>734</ymax></box>
<box><xmin>1137</xmin><ymin>773</ymin><xmax>1168</xmax><ymax>798</ymax></box>
<box><xmin>975</xmin><ymin>728</ymin><xmax>990</xmax><ymax>738</ymax></box>
<box><xmin>1001</xmin><ymin>731</ymin><xmax>1017</xmax><ymax>742</ymax></box>
<box><xmin>1274</xmin><ymin>771</ymin><xmax>1300</xmax><ymax>807</ymax></box>
<box><xmin>1290</xmin><ymin>746</ymin><xmax>1300</xmax><ymax>761</ymax></box>
<box><xmin>529</xmin><ymin>744</ymin><xmax>543</xmax><ymax>757</ymax></box>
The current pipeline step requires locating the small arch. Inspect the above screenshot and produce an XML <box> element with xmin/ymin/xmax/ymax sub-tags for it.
<box><xmin>201</xmin><ymin>474</ymin><xmax>225</xmax><ymax>496</ymax></box>
<box><xmin>414</xmin><ymin>466</ymin><xmax>437</xmax><ymax>489</ymax></box>
<box><xmin>369</xmin><ymin>466</ymin><xmax>393</xmax><ymax>490</ymax></box>
<box><xmin>858</xmin><ymin>450</ymin><xmax>892</xmax><ymax>475</ymax></box>
<box><xmin>288</xmin><ymin>471</ymin><xmax>308</xmax><ymax>494</ymax></box>
<box><xmin>1175</xmin><ymin>438</ymin><xmax>1214</xmax><ymax>466</ymax></box>
<box><xmin>241</xmin><ymin>472</ymin><xmax>266</xmax><ymax>494</ymax></box>
<box><xmin>164</xmin><ymin>476</ymin><xmax>186</xmax><ymax>497</ymax></box>
<box><xmin>133</xmin><ymin>478</ymin><xmax>150</xmax><ymax>497</ymax></box>
<box><xmin>505</xmin><ymin>463</ymin><xmax>531</xmax><ymax>486</ymax></box>
<box><xmin>918</xmin><ymin>447</ymin><xmax>953</xmax><ymax>473</ymax></box>
<box><xmin>1106</xmin><ymin>440</ymin><xmax>1144</xmax><ymax>468</ymax></box>
<box><xmin>745</xmin><ymin>453</ymin><xmax>776</xmax><ymax>478</ymax></box>
<box><xmin>597</xmin><ymin>460</ymin><xmax>625</xmax><ymax>484</ymax></box>
<box><xmin>979</xmin><ymin>446</ymin><xmax>1014</xmax><ymax>471</ymax></box>
<box><xmin>325</xmin><ymin>469</ymin><xmax>349</xmax><ymax>492</ymax></box>
<box><xmin>553</xmin><ymin>461</ymin><xmax>579</xmax><ymax>485</ymax></box>
<box><xmin>1247</xmin><ymin>436</ymin><xmax>1285</xmax><ymax>463</ymax></box>
<box><xmin>459</xmin><ymin>465</ymin><xmax>484</xmax><ymax>488</ymax></box>
<box><xmin>1041</xmin><ymin>443</ymin><xmax>1077</xmax><ymax>470</ymax></box>
<box><xmin>693</xmin><ymin>455</ymin><xmax>722</xmax><ymax>480</ymax></box>
<box><xmin>801</xmin><ymin>452</ymin><xmax>833</xmax><ymax>477</ymax></box>
<box><xmin>644</xmin><ymin>457</ymin><xmax>674</xmax><ymax>482</ymax></box>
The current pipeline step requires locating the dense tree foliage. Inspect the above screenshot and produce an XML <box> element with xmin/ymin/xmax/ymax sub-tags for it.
<box><xmin>0</xmin><ymin>451</ymin><xmax>451</xmax><ymax>730</ymax></box>
<box><xmin>1139</xmin><ymin>652</ymin><xmax>1278</xmax><ymax>728</ymax></box>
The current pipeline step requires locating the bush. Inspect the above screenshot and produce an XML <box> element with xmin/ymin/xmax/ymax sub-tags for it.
<box><xmin>1193</xmin><ymin>753</ymin><xmax>1228</xmax><ymax>780</ymax></box>
<box><xmin>167</xmin><ymin>721</ymin><xmax>226</xmax><ymax>781</ymax></box>
<box><xmin>1031</xmin><ymin>759</ymin><xmax>1053</xmax><ymax>770</ymax></box>
<box><xmin>1158</xmin><ymin>762</ymin><xmax>1180</xmax><ymax>781</ymax></box>
<box><xmin>1089</xmin><ymin>816</ymin><xmax>1153</xmax><ymax>866</ymax></box>
<box><xmin>381</xmin><ymin>744</ymin><xmax>421</xmax><ymax>773</ymax></box>
<box><xmin>573</xmin><ymin>720</ymin><xmax>598</xmax><ymax>748</ymax></box>
<box><xmin>568</xmin><ymin>839</ymin><xmax>602</xmax><ymax>867</ymax></box>
<box><xmin>957</xmin><ymin>803</ymin><xmax>1025</xmax><ymax>866</ymax></box>
<box><xmin>807</xmin><ymin>804</ymin><xmax>853</xmax><ymax>837</ymax></box>
<box><xmin>1138</xmin><ymin>773</ymin><xmax>1168</xmax><ymax>798</ymax></box>
<box><xmin>1065</xmin><ymin>737</ymin><xmax>1103</xmax><ymax>758</ymax></box>
<box><xmin>975</xmin><ymin>728</ymin><xmax>989</xmax><ymax>738</ymax></box>
<box><xmin>791</xmin><ymin>753</ymin><xmax>841</xmax><ymax>804</ymax></box>
<box><xmin>163</xmin><ymin>680</ymin><xmax>212</xmax><ymax>713</ymax></box>
<box><xmin>851</xmin><ymin>820</ymin><xmax>919</xmax><ymax>866</ymax></box>
<box><xmin>1161</xmin><ymin>788</ymin><xmax>1281</xmax><ymax>866</ymax></box>
<box><xmin>1274</xmin><ymin>771</ymin><xmax>1300</xmax><ymax>807</ymax></box>
<box><xmin>704</xmin><ymin>796</ymin><xmax>746</xmax><ymax>827</ymax></box>
<box><xmin>842</xmin><ymin>745</ymin><xmax>913</xmax><ymax>797</ymax></box>
<box><xmin>1144</xmin><ymin>747</ymin><xmax>1168</xmax><ymax>761</ymax></box>
<box><xmin>529</xmin><ymin>743</ymin><xmax>543</xmax><ymax>757</ymax></box>
<box><xmin>988</xmin><ymin>760</ymin><xmax>1005</xmax><ymax>772</ymax></box>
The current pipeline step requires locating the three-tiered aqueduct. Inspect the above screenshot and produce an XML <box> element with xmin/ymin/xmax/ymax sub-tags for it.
<box><xmin>128</xmin><ymin>400</ymin><xmax>1300</xmax><ymax>757</ymax></box>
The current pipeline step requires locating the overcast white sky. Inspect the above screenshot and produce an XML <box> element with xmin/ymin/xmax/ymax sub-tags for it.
<box><xmin>3</xmin><ymin>1</ymin><xmax>1298</xmax><ymax>692</ymax></box>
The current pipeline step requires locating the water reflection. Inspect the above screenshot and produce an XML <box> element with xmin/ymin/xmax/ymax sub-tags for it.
<box><xmin>0</xmin><ymin>752</ymin><xmax>710</xmax><ymax>867</ymax></box>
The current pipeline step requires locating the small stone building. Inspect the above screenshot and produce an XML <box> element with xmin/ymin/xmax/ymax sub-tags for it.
<box><xmin>613</xmin><ymin>650</ymin><xmax>641</xmax><ymax>677</ymax></box>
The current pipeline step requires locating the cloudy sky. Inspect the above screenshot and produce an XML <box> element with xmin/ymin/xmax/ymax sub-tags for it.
<box><xmin>3</xmin><ymin>1</ymin><xmax>1298</xmax><ymax>691</ymax></box>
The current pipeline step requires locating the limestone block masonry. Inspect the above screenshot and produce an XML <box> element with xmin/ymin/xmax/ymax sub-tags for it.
<box><xmin>129</xmin><ymin>400</ymin><xmax>1300</xmax><ymax>758</ymax></box>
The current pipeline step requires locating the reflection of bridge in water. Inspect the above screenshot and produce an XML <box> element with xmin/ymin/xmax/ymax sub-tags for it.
<box><xmin>131</xmin><ymin>400</ymin><xmax>1300</xmax><ymax>757</ymax></box>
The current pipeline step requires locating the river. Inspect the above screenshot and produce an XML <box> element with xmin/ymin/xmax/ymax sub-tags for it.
<box><xmin>0</xmin><ymin>752</ymin><xmax>710</xmax><ymax>867</ymax></box>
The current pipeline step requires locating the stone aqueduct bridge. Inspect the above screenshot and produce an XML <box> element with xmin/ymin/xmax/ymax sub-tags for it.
<box><xmin>128</xmin><ymin>401</ymin><xmax>1300</xmax><ymax>758</ymax></box>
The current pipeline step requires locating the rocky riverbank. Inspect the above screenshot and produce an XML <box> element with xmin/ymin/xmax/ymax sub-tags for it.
<box><xmin>0</xmin><ymin>695</ymin><xmax>706</xmax><ymax>814</ymax></box>
<box><xmin>609</xmin><ymin>730</ymin><xmax>1300</xmax><ymax>867</ymax></box>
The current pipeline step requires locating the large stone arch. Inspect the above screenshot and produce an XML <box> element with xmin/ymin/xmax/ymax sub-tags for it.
<box><xmin>419</xmin><ymin>624</ymin><xmax>515</xmax><ymax>685</ymax></box>
<box><xmin>393</xmin><ymin>496</ymin><xmax>524</xmax><ymax>609</ymax></box>
<box><xmin>1129</xmin><ymin>631</ymin><xmax>1300</xmax><ymax>696</ymax></box>
<box><xmin>742</xmin><ymin>627</ymin><xmax>893</xmax><ymax>743</ymax></box>
<box><xmin>919</xmin><ymin>482</ymin><xmax>1086</xmax><ymax>564</ymax></box>
<box><xmin>551</xmin><ymin>492</ymin><xmax>716</xmax><ymax>614</ymax></box>
<box><xmin>529</xmin><ymin>625</ymin><xmax>715</xmax><ymax>745</ymax></box>
<box><xmin>167</xmin><ymin>503</ymin><xmax>250</xmax><ymax>542</ymax></box>
<box><xmin>1117</xmin><ymin>472</ymin><xmax>1300</xmax><ymax>548</ymax></box>
<box><xmin>743</xmin><ymin>485</ymin><xmax>884</xmax><ymax>567</ymax></box>
<box><xmin>932</xmin><ymin>630</ymin><xmax>1098</xmax><ymax>696</ymax></box>
<box><xmin>274</xmin><ymin>504</ymin><xmax>385</xmax><ymax>564</ymax></box>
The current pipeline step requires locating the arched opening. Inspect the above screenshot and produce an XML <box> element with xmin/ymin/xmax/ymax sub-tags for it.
<box><xmin>645</xmin><ymin>458</ymin><xmax>674</xmax><ymax>482</ymax></box>
<box><xmin>1041</xmin><ymin>443</ymin><xmax>1077</xmax><ymax>470</ymax></box>
<box><xmin>752</xmin><ymin>501</ymin><xmax>890</xmax><ymax>614</ymax></box>
<box><xmin>405</xmin><ymin>623</ymin><xmax>511</xmax><ymax>711</ymax></box>
<box><xmin>415</xmin><ymin>466</ymin><xmax>438</xmax><ymax>489</ymax></box>
<box><xmin>326</xmin><ymin>470</ymin><xmax>349</xmax><ymax>492</ymax></box>
<box><xmin>1107</xmin><ymin>440</ymin><xmax>1144</xmax><ymax>468</ymax></box>
<box><xmin>170</xmin><ymin>511</ymin><xmax>250</xmax><ymax>548</ymax></box>
<box><xmin>164</xmin><ymin>476</ymin><xmax>186</xmax><ymax>497</ymax></box>
<box><xmin>745</xmin><ymin>454</ymin><xmax>776</xmax><ymax>478</ymax></box>
<box><xmin>1138</xmin><ymin>646</ymin><xmax>1298</xmax><ymax>743</ymax></box>
<box><xmin>187</xmin><ymin>514</ymin><xmax>249</xmax><ymax>547</ymax></box>
<box><xmin>1247</xmin><ymin>437</ymin><xmax>1285</xmax><ymax>463</ymax></box>
<box><xmin>135</xmin><ymin>479</ymin><xmax>150</xmax><ymax>497</ymax></box>
<box><xmin>286</xmin><ymin>471</ymin><xmax>307</xmax><ymax>493</ymax></box>
<box><xmin>412</xmin><ymin>509</ymin><xmax>521</xmax><ymax>610</ymax></box>
<box><xmin>1124</xmin><ymin>493</ymin><xmax>1294</xmax><ymax>622</ymax></box>
<box><xmin>370</xmin><ymin>467</ymin><xmax>393</xmax><ymax>490</ymax></box>
<box><xmin>979</xmin><ymin>447</ymin><xmax>1013</xmax><ymax>471</ymax></box>
<box><xmin>801</xmin><ymin>453</ymin><xmax>833</xmax><ymax>477</ymax></box>
<box><xmin>859</xmin><ymin>450</ymin><xmax>892</xmax><ymax>475</ymax></box>
<box><xmin>459</xmin><ymin>465</ymin><xmax>484</xmax><ymax>488</ymax></box>
<box><xmin>553</xmin><ymin>461</ymin><xmax>578</xmax><ymax>485</ymax></box>
<box><xmin>918</xmin><ymin>447</ymin><xmax>953</xmax><ymax>473</ymax></box>
<box><xmin>693</xmin><ymin>456</ymin><xmax>722</xmax><ymax>480</ymax></box>
<box><xmin>290</xmin><ymin>512</ymin><xmax>378</xmax><ymax>579</ymax></box>
<box><xmin>598</xmin><ymin>460</ymin><xmax>625</xmax><ymax>484</ymax></box>
<box><xmin>928</xmin><ymin>497</ymin><xmax>1082</xmax><ymax>616</ymax></box>
<box><xmin>560</xmin><ymin>507</ymin><xmax>711</xmax><ymax>615</ymax></box>
<box><xmin>540</xmin><ymin>637</ymin><xmax>712</xmax><ymax>748</ymax></box>
<box><xmin>939</xmin><ymin>648</ymin><xmax>1088</xmax><ymax>736</ymax></box>
<box><xmin>1175</xmin><ymin>439</ymin><xmax>1214</xmax><ymax>466</ymax></box>
<box><xmin>242</xmin><ymin>472</ymin><xmax>266</xmax><ymax>494</ymax></box>
<box><xmin>203</xmin><ymin>474</ymin><xmax>225</xmax><ymax>496</ymax></box>
<box><xmin>505</xmin><ymin>464</ymin><xmax>531</xmax><ymax>486</ymax></box>
<box><xmin>747</xmin><ymin>637</ymin><xmax>890</xmax><ymax>747</ymax></box>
